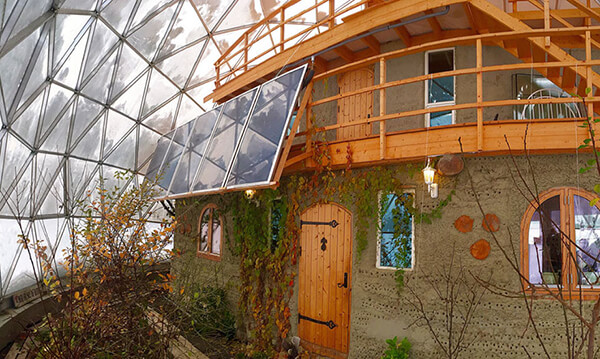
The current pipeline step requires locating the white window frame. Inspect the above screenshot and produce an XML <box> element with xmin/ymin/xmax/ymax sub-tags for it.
<box><xmin>425</xmin><ymin>48</ymin><xmax>456</xmax><ymax>127</ymax></box>
<box><xmin>376</xmin><ymin>190</ymin><xmax>416</xmax><ymax>270</ymax></box>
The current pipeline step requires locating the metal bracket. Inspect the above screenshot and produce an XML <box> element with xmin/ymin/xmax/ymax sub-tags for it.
<box><xmin>298</xmin><ymin>313</ymin><xmax>337</xmax><ymax>329</ymax></box>
<box><xmin>300</xmin><ymin>219</ymin><xmax>339</xmax><ymax>228</ymax></box>
<box><xmin>320</xmin><ymin>237</ymin><xmax>327</xmax><ymax>251</ymax></box>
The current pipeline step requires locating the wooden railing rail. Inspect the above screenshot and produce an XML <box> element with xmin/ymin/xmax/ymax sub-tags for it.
<box><xmin>215</xmin><ymin>0</ymin><xmax>369</xmax><ymax>86</ymax></box>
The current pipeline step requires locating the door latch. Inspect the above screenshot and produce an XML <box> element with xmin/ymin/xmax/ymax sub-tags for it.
<box><xmin>337</xmin><ymin>272</ymin><xmax>348</xmax><ymax>288</ymax></box>
<box><xmin>320</xmin><ymin>237</ymin><xmax>327</xmax><ymax>251</ymax></box>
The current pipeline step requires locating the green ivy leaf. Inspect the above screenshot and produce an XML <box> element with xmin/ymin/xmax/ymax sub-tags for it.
<box><xmin>590</xmin><ymin>198</ymin><xmax>599</xmax><ymax>207</ymax></box>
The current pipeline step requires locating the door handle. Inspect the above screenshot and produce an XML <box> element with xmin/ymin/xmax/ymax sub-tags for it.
<box><xmin>337</xmin><ymin>272</ymin><xmax>348</xmax><ymax>288</ymax></box>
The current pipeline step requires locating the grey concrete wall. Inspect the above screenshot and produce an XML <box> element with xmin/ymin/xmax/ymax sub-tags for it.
<box><xmin>174</xmin><ymin>153</ymin><xmax>600</xmax><ymax>358</ymax></box>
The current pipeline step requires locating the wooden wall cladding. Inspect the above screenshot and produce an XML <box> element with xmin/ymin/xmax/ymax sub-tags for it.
<box><xmin>482</xmin><ymin>213</ymin><xmax>500</xmax><ymax>232</ymax></box>
<box><xmin>470</xmin><ymin>239</ymin><xmax>491</xmax><ymax>260</ymax></box>
<box><xmin>454</xmin><ymin>215</ymin><xmax>474</xmax><ymax>233</ymax></box>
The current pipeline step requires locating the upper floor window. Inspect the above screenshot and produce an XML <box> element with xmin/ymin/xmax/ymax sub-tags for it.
<box><xmin>425</xmin><ymin>48</ymin><xmax>455</xmax><ymax>127</ymax></box>
<box><xmin>522</xmin><ymin>188</ymin><xmax>600</xmax><ymax>295</ymax></box>
<box><xmin>514</xmin><ymin>74</ymin><xmax>583</xmax><ymax>120</ymax></box>
<box><xmin>198</xmin><ymin>204</ymin><xmax>222</xmax><ymax>260</ymax></box>
<box><xmin>377</xmin><ymin>192</ymin><xmax>414</xmax><ymax>269</ymax></box>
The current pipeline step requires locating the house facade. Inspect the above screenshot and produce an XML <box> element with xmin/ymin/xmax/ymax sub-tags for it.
<box><xmin>167</xmin><ymin>0</ymin><xmax>600</xmax><ymax>357</ymax></box>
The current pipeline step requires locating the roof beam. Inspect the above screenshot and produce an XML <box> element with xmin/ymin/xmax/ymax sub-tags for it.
<box><xmin>394</xmin><ymin>25</ymin><xmax>412</xmax><ymax>47</ymax></box>
<box><xmin>361</xmin><ymin>35</ymin><xmax>380</xmax><ymax>53</ymax></box>
<box><xmin>424</xmin><ymin>9</ymin><xmax>443</xmax><ymax>34</ymax></box>
<box><xmin>565</xmin><ymin>0</ymin><xmax>600</xmax><ymax>23</ymax></box>
<box><xmin>333</xmin><ymin>45</ymin><xmax>356</xmax><ymax>63</ymax></box>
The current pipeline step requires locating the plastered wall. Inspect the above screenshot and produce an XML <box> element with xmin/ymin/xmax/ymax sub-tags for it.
<box><xmin>174</xmin><ymin>153</ymin><xmax>600</xmax><ymax>358</ymax></box>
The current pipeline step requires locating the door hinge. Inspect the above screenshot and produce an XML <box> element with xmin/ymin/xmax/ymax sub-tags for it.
<box><xmin>300</xmin><ymin>219</ymin><xmax>339</xmax><ymax>228</ymax></box>
<box><xmin>298</xmin><ymin>313</ymin><xmax>337</xmax><ymax>329</ymax></box>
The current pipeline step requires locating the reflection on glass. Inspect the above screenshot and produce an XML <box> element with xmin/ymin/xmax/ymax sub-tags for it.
<box><xmin>427</xmin><ymin>50</ymin><xmax>454</xmax><ymax>105</ymax></box>
<box><xmin>528</xmin><ymin>195</ymin><xmax>562</xmax><ymax>285</ymax></box>
<box><xmin>199</xmin><ymin>209</ymin><xmax>210</xmax><ymax>252</ymax></box>
<box><xmin>211</xmin><ymin>213</ymin><xmax>221</xmax><ymax>255</ymax></box>
<box><xmin>429</xmin><ymin>111</ymin><xmax>452</xmax><ymax>127</ymax></box>
<box><xmin>379</xmin><ymin>193</ymin><xmax>413</xmax><ymax>269</ymax></box>
<box><xmin>226</xmin><ymin>66</ymin><xmax>305</xmax><ymax>187</ymax></box>
<box><xmin>574</xmin><ymin>195</ymin><xmax>600</xmax><ymax>287</ymax></box>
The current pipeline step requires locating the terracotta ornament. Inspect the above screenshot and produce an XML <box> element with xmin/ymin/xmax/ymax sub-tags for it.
<box><xmin>482</xmin><ymin>213</ymin><xmax>500</xmax><ymax>232</ymax></box>
<box><xmin>470</xmin><ymin>239</ymin><xmax>491</xmax><ymax>260</ymax></box>
<box><xmin>454</xmin><ymin>215</ymin><xmax>474</xmax><ymax>233</ymax></box>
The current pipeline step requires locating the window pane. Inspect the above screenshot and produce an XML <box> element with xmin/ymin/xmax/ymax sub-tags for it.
<box><xmin>199</xmin><ymin>208</ymin><xmax>211</xmax><ymax>252</ymax></box>
<box><xmin>379</xmin><ymin>193</ymin><xmax>413</xmax><ymax>269</ymax></box>
<box><xmin>528</xmin><ymin>195</ymin><xmax>562</xmax><ymax>285</ymax></box>
<box><xmin>428</xmin><ymin>50</ymin><xmax>453</xmax><ymax>73</ymax></box>
<box><xmin>574</xmin><ymin>195</ymin><xmax>600</xmax><ymax>287</ymax></box>
<box><xmin>428</xmin><ymin>76</ymin><xmax>454</xmax><ymax>104</ymax></box>
<box><xmin>429</xmin><ymin>111</ymin><xmax>453</xmax><ymax>127</ymax></box>
<box><xmin>211</xmin><ymin>212</ymin><xmax>221</xmax><ymax>255</ymax></box>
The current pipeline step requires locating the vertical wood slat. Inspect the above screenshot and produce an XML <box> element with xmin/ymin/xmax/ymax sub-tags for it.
<box><xmin>311</xmin><ymin>207</ymin><xmax>318</xmax><ymax>345</ymax></box>
<box><xmin>544</xmin><ymin>0</ymin><xmax>550</xmax><ymax>47</ymax></box>
<box><xmin>280</xmin><ymin>8</ymin><xmax>285</xmax><ymax>53</ymax></box>
<box><xmin>329</xmin><ymin>0</ymin><xmax>335</xmax><ymax>29</ymax></box>
<box><xmin>244</xmin><ymin>34</ymin><xmax>248</xmax><ymax>71</ymax></box>
<box><xmin>343</xmin><ymin>207</ymin><xmax>352</xmax><ymax>353</ymax></box>
<box><xmin>379</xmin><ymin>58</ymin><xmax>386</xmax><ymax>160</ymax></box>
<box><xmin>586</xmin><ymin>31</ymin><xmax>594</xmax><ymax>120</ymax></box>
<box><xmin>316</xmin><ymin>204</ymin><xmax>324</xmax><ymax>345</ymax></box>
<box><xmin>336</xmin><ymin>205</ymin><xmax>346</xmax><ymax>352</ymax></box>
<box><xmin>306</xmin><ymin>86</ymin><xmax>314</xmax><ymax>167</ymax></box>
<box><xmin>476</xmin><ymin>38</ymin><xmax>483</xmax><ymax>151</ymax></box>
<box><xmin>338</xmin><ymin>69</ymin><xmax>374</xmax><ymax>140</ymax></box>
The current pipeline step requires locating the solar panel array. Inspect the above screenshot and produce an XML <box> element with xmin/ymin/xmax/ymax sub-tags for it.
<box><xmin>147</xmin><ymin>65</ymin><xmax>307</xmax><ymax>197</ymax></box>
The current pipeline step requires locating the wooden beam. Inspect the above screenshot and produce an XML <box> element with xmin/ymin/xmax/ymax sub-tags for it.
<box><xmin>511</xmin><ymin>8</ymin><xmax>597</xmax><ymax>20</ymax></box>
<box><xmin>462</xmin><ymin>3</ymin><xmax>478</xmax><ymax>33</ymax></box>
<box><xmin>424</xmin><ymin>9</ymin><xmax>443</xmax><ymax>35</ymax></box>
<box><xmin>273</xmin><ymin>81</ymin><xmax>314</xmax><ymax>181</ymax></box>
<box><xmin>333</xmin><ymin>45</ymin><xmax>356</xmax><ymax>63</ymax></box>
<box><xmin>476</xmin><ymin>38</ymin><xmax>483</xmax><ymax>152</ymax></box>
<box><xmin>285</xmin><ymin>119</ymin><xmax>589</xmax><ymax>172</ymax></box>
<box><xmin>393</xmin><ymin>25</ymin><xmax>412</xmax><ymax>47</ymax></box>
<box><xmin>361</xmin><ymin>35</ymin><xmax>380</xmax><ymax>53</ymax></box>
<box><xmin>565</xmin><ymin>0</ymin><xmax>600</xmax><ymax>23</ymax></box>
<box><xmin>379</xmin><ymin>57</ymin><xmax>386</xmax><ymax>160</ymax></box>
<box><xmin>313</xmin><ymin>56</ymin><xmax>328</xmax><ymax>73</ymax></box>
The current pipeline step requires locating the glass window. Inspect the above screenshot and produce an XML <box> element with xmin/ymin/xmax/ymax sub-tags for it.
<box><xmin>426</xmin><ymin>49</ymin><xmax>454</xmax><ymax>127</ymax></box>
<box><xmin>513</xmin><ymin>74</ymin><xmax>582</xmax><ymax>120</ymax></box>
<box><xmin>197</xmin><ymin>204</ymin><xmax>222</xmax><ymax>259</ymax></box>
<box><xmin>378</xmin><ymin>192</ymin><xmax>414</xmax><ymax>269</ymax></box>
<box><xmin>523</xmin><ymin>188</ymin><xmax>600</xmax><ymax>293</ymax></box>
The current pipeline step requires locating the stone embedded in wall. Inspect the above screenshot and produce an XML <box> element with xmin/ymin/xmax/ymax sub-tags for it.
<box><xmin>482</xmin><ymin>213</ymin><xmax>500</xmax><ymax>232</ymax></box>
<box><xmin>470</xmin><ymin>239</ymin><xmax>491</xmax><ymax>260</ymax></box>
<box><xmin>454</xmin><ymin>215</ymin><xmax>474</xmax><ymax>233</ymax></box>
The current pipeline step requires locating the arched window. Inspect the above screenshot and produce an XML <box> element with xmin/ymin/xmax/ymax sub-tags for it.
<box><xmin>197</xmin><ymin>204</ymin><xmax>222</xmax><ymax>260</ymax></box>
<box><xmin>521</xmin><ymin>188</ymin><xmax>600</xmax><ymax>296</ymax></box>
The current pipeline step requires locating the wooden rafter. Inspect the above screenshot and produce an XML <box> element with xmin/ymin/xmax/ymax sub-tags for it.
<box><xmin>361</xmin><ymin>35</ymin><xmax>380</xmax><ymax>53</ymax></box>
<box><xmin>393</xmin><ymin>25</ymin><xmax>412</xmax><ymax>47</ymax></box>
<box><xmin>565</xmin><ymin>0</ymin><xmax>600</xmax><ymax>23</ymax></box>
<box><xmin>424</xmin><ymin>9</ymin><xmax>443</xmax><ymax>34</ymax></box>
<box><xmin>334</xmin><ymin>45</ymin><xmax>356</xmax><ymax>63</ymax></box>
<box><xmin>313</xmin><ymin>56</ymin><xmax>328</xmax><ymax>73</ymax></box>
<box><xmin>462</xmin><ymin>3</ymin><xmax>478</xmax><ymax>33</ymax></box>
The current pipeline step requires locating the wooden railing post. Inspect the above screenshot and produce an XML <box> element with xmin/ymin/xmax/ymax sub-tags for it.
<box><xmin>244</xmin><ymin>33</ymin><xmax>249</xmax><ymax>72</ymax></box>
<box><xmin>329</xmin><ymin>0</ymin><xmax>335</xmax><ymax>29</ymax></box>
<box><xmin>280</xmin><ymin>8</ymin><xmax>285</xmax><ymax>52</ymax></box>
<box><xmin>544</xmin><ymin>0</ymin><xmax>550</xmax><ymax>47</ymax></box>
<box><xmin>379</xmin><ymin>58</ymin><xmax>386</xmax><ymax>160</ymax></box>
<box><xmin>215</xmin><ymin>64</ymin><xmax>220</xmax><ymax>87</ymax></box>
<box><xmin>586</xmin><ymin>30</ymin><xmax>594</xmax><ymax>120</ymax></box>
<box><xmin>476</xmin><ymin>38</ymin><xmax>483</xmax><ymax>151</ymax></box>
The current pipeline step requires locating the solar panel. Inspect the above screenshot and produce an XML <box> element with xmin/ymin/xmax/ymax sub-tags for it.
<box><xmin>146</xmin><ymin>65</ymin><xmax>307</xmax><ymax>198</ymax></box>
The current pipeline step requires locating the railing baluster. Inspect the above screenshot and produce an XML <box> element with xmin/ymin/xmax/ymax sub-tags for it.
<box><xmin>476</xmin><ymin>38</ymin><xmax>483</xmax><ymax>152</ymax></box>
<box><xmin>280</xmin><ymin>8</ymin><xmax>285</xmax><ymax>53</ymax></box>
<box><xmin>379</xmin><ymin>57</ymin><xmax>386</xmax><ymax>160</ymax></box>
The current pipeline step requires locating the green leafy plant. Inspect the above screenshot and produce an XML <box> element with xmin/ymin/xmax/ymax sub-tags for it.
<box><xmin>381</xmin><ymin>336</ymin><xmax>411</xmax><ymax>359</ymax></box>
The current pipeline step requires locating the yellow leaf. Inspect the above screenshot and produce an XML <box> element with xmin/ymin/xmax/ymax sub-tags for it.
<box><xmin>74</xmin><ymin>291</ymin><xmax>80</xmax><ymax>300</ymax></box>
<box><xmin>82</xmin><ymin>288</ymin><xmax>88</xmax><ymax>296</ymax></box>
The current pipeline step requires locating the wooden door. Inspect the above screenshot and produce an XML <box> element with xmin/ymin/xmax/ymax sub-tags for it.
<box><xmin>298</xmin><ymin>202</ymin><xmax>352</xmax><ymax>357</ymax></box>
<box><xmin>337</xmin><ymin>68</ymin><xmax>374</xmax><ymax>140</ymax></box>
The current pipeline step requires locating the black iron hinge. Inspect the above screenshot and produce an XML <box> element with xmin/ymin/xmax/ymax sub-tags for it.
<box><xmin>299</xmin><ymin>313</ymin><xmax>337</xmax><ymax>329</ymax></box>
<box><xmin>300</xmin><ymin>219</ymin><xmax>339</xmax><ymax>228</ymax></box>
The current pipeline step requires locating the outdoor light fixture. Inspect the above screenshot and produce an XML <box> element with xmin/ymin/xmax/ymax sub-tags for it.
<box><xmin>422</xmin><ymin>158</ymin><xmax>438</xmax><ymax>198</ymax></box>
<box><xmin>245</xmin><ymin>189</ymin><xmax>256</xmax><ymax>199</ymax></box>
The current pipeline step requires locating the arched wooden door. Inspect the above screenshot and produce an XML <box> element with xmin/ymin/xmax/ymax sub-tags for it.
<box><xmin>337</xmin><ymin>68</ymin><xmax>374</xmax><ymax>140</ymax></box>
<box><xmin>298</xmin><ymin>202</ymin><xmax>352</xmax><ymax>357</ymax></box>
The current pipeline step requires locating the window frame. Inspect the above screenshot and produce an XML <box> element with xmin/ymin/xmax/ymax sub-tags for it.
<box><xmin>197</xmin><ymin>203</ymin><xmax>222</xmax><ymax>261</ymax></box>
<box><xmin>424</xmin><ymin>48</ymin><xmax>456</xmax><ymax>128</ymax></box>
<box><xmin>376</xmin><ymin>190</ymin><xmax>416</xmax><ymax>270</ymax></box>
<box><xmin>521</xmin><ymin>187</ymin><xmax>600</xmax><ymax>299</ymax></box>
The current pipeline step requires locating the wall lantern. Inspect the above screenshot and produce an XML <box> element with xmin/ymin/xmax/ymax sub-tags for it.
<box><xmin>422</xmin><ymin>158</ymin><xmax>438</xmax><ymax>199</ymax></box>
<box><xmin>244</xmin><ymin>189</ymin><xmax>256</xmax><ymax>199</ymax></box>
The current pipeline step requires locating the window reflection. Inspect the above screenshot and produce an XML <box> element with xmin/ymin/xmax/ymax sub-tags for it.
<box><xmin>528</xmin><ymin>195</ymin><xmax>562</xmax><ymax>285</ymax></box>
<box><xmin>574</xmin><ymin>195</ymin><xmax>600</xmax><ymax>287</ymax></box>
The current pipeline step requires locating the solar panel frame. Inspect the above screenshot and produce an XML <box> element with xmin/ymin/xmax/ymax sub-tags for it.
<box><xmin>224</xmin><ymin>65</ymin><xmax>307</xmax><ymax>190</ymax></box>
<box><xmin>149</xmin><ymin>65</ymin><xmax>307</xmax><ymax>199</ymax></box>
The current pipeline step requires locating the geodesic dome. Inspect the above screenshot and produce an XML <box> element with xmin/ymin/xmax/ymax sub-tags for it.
<box><xmin>0</xmin><ymin>0</ymin><xmax>300</xmax><ymax>296</ymax></box>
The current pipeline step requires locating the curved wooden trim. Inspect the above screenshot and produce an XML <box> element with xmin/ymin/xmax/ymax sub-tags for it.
<box><xmin>520</xmin><ymin>187</ymin><xmax>600</xmax><ymax>299</ymax></box>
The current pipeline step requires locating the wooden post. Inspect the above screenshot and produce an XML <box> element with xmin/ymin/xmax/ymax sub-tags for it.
<box><xmin>544</xmin><ymin>0</ymin><xmax>550</xmax><ymax>47</ymax></box>
<box><xmin>379</xmin><ymin>58</ymin><xmax>386</xmax><ymax>160</ymax></box>
<box><xmin>586</xmin><ymin>30</ymin><xmax>594</xmax><ymax>121</ymax></box>
<box><xmin>244</xmin><ymin>33</ymin><xmax>249</xmax><ymax>71</ymax></box>
<box><xmin>329</xmin><ymin>0</ymin><xmax>335</xmax><ymax>29</ymax></box>
<box><xmin>306</xmin><ymin>88</ymin><xmax>314</xmax><ymax>167</ymax></box>
<box><xmin>280</xmin><ymin>8</ymin><xmax>285</xmax><ymax>53</ymax></box>
<box><xmin>215</xmin><ymin>64</ymin><xmax>220</xmax><ymax>87</ymax></box>
<box><xmin>476</xmin><ymin>38</ymin><xmax>483</xmax><ymax>152</ymax></box>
